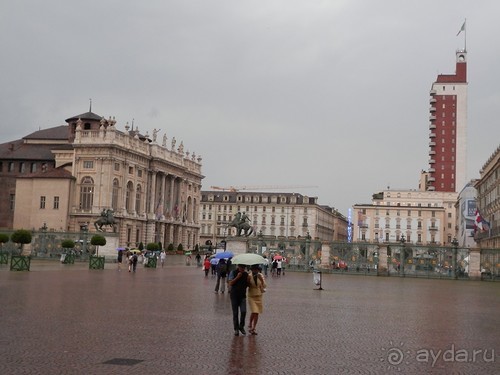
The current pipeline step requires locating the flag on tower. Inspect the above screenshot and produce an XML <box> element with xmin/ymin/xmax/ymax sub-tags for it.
<box><xmin>456</xmin><ymin>21</ymin><xmax>466</xmax><ymax>36</ymax></box>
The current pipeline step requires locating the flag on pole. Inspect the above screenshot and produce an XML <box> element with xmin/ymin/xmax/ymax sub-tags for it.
<box><xmin>456</xmin><ymin>21</ymin><xmax>466</xmax><ymax>36</ymax></box>
<box><xmin>474</xmin><ymin>209</ymin><xmax>490</xmax><ymax>232</ymax></box>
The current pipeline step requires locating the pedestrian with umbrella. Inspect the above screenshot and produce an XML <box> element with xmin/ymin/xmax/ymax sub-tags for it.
<box><xmin>214</xmin><ymin>258</ymin><xmax>228</xmax><ymax>293</ymax></box>
<box><xmin>228</xmin><ymin>264</ymin><xmax>249</xmax><ymax>336</ymax></box>
<box><xmin>247</xmin><ymin>264</ymin><xmax>266</xmax><ymax>335</ymax></box>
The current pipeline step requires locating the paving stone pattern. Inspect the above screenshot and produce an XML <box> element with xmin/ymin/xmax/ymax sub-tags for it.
<box><xmin>0</xmin><ymin>258</ymin><xmax>499</xmax><ymax>374</ymax></box>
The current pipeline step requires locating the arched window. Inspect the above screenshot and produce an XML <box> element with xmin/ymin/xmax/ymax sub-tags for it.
<box><xmin>80</xmin><ymin>177</ymin><xmax>94</xmax><ymax>210</ymax></box>
<box><xmin>112</xmin><ymin>179</ymin><xmax>120</xmax><ymax>210</ymax></box>
<box><xmin>126</xmin><ymin>181</ymin><xmax>134</xmax><ymax>212</ymax></box>
<box><xmin>135</xmin><ymin>184</ymin><xmax>142</xmax><ymax>213</ymax></box>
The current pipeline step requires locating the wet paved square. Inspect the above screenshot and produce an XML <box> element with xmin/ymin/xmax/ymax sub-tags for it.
<box><xmin>1</xmin><ymin>258</ymin><xmax>498</xmax><ymax>374</ymax></box>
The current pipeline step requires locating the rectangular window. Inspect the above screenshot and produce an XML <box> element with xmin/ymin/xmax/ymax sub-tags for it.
<box><xmin>8</xmin><ymin>162</ymin><xmax>14</xmax><ymax>172</ymax></box>
<box><xmin>10</xmin><ymin>194</ymin><xmax>15</xmax><ymax>210</ymax></box>
<box><xmin>40</xmin><ymin>196</ymin><xmax>46</xmax><ymax>209</ymax></box>
<box><xmin>129</xmin><ymin>166</ymin><xmax>133</xmax><ymax>174</ymax></box>
<box><xmin>83</xmin><ymin>160</ymin><xmax>94</xmax><ymax>169</ymax></box>
<box><xmin>53</xmin><ymin>196</ymin><xmax>60</xmax><ymax>209</ymax></box>
<box><xmin>30</xmin><ymin>163</ymin><xmax>37</xmax><ymax>173</ymax></box>
<box><xmin>137</xmin><ymin>169</ymin><xmax>142</xmax><ymax>178</ymax></box>
<box><xmin>19</xmin><ymin>162</ymin><xmax>25</xmax><ymax>173</ymax></box>
<box><xmin>114</xmin><ymin>163</ymin><xmax>120</xmax><ymax>171</ymax></box>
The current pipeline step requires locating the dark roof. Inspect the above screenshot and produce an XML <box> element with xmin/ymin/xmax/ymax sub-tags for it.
<box><xmin>23</xmin><ymin>125</ymin><xmax>69</xmax><ymax>140</ymax></box>
<box><xmin>17</xmin><ymin>166</ymin><xmax>75</xmax><ymax>179</ymax></box>
<box><xmin>65</xmin><ymin>111</ymin><xmax>103</xmax><ymax>123</ymax></box>
<box><xmin>0</xmin><ymin>141</ymin><xmax>61</xmax><ymax>160</ymax></box>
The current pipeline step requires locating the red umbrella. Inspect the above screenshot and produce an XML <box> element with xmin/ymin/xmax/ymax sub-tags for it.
<box><xmin>273</xmin><ymin>255</ymin><xmax>283</xmax><ymax>260</ymax></box>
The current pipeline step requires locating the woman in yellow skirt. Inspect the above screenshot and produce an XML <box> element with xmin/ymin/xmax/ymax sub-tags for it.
<box><xmin>247</xmin><ymin>264</ymin><xmax>267</xmax><ymax>335</ymax></box>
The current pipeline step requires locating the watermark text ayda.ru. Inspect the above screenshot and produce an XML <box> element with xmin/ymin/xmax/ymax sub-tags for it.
<box><xmin>416</xmin><ymin>344</ymin><xmax>495</xmax><ymax>367</ymax></box>
<box><xmin>381</xmin><ymin>342</ymin><xmax>496</xmax><ymax>370</ymax></box>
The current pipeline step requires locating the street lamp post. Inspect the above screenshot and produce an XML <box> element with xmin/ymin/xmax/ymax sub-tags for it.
<box><xmin>451</xmin><ymin>237</ymin><xmax>458</xmax><ymax>279</ymax></box>
<box><xmin>400</xmin><ymin>234</ymin><xmax>406</xmax><ymax>277</ymax></box>
<box><xmin>305</xmin><ymin>231</ymin><xmax>311</xmax><ymax>271</ymax></box>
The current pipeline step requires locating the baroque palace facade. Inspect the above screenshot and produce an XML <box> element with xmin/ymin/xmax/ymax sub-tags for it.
<box><xmin>0</xmin><ymin>111</ymin><xmax>203</xmax><ymax>249</ymax></box>
<box><xmin>199</xmin><ymin>190</ymin><xmax>349</xmax><ymax>248</ymax></box>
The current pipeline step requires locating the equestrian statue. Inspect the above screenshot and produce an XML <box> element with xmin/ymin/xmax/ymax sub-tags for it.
<box><xmin>94</xmin><ymin>208</ymin><xmax>116</xmax><ymax>232</ymax></box>
<box><xmin>228</xmin><ymin>211</ymin><xmax>254</xmax><ymax>237</ymax></box>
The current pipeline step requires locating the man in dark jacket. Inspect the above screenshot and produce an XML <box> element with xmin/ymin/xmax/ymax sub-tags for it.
<box><xmin>228</xmin><ymin>264</ymin><xmax>248</xmax><ymax>336</ymax></box>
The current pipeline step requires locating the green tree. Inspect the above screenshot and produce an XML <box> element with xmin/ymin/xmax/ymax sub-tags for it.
<box><xmin>158</xmin><ymin>241</ymin><xmax>163</xmax><ymax>251</ymax></box>
<box><xmin>11</xmin><ymin>229</ymin><xmax>32</xmax><ymax>255</ymax></box>
<box><xmin>90</xmin><ymin>235</ymin><xmax>106</xmax><ymax>256</ymax></box>
<box><xmin>61</xmin><ymin>239</ymin><xmax>75</xmax><ymax>249</ymax></box>
<box><xmin>146</xmin><ymin>242</ymin><xmax>160</xmax><ymax>251</ymax></box>
<box><xmin>0</xmin><ymin>233</ymin><xmax>9</xmax><ymax>246</ymax></box>
<box><xmin>167</xmin><ymin>243</ymin><xmax>174</xmax><ymax>252</ymax></box>
<box><xmin>177</xmin><ymin>243</ymin><xmax>183</xmax><ymax>252</ymax></box>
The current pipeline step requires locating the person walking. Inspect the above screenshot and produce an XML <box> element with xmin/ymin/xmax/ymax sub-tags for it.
<box><xmin>117</xmin><ymin>250</ymin><xmax>123</xmax><ymax>271</ymax></box>
<box><xmin>262</xmin><ymin>256</ymin><xmax>269</xmax><ymax>277</ymax></box>
<box><xmin>228</xmin><ymin>264</ymin><xmax>249</xmax><ymax>336</ymax></box>
<box><xmin>214</xmin><ymin>259</ymin><xmax>228</xmax><ymax>293</ymax></box>
<box><xmin>203</xmin><ymin>257</ymin><xmax>211</xmax><ymax>277</ymax></box>
<box><xmin>276</xmin><ymin>258</ymin><xmax>283</xmax><ymax>277</ymax></box>
<box><xmin>160</xmin><ymin>250</ymin><xmax>166</xmax><ymax>268</ymax></box>
<box><xmin>131</xmin><ymin>253</ymin><xmax>138</xmax><ymax>272</ymax></box>
<box><xmin>247</xmin><ymin>265</ymin><xmax>266</xmax><ymax>335</ymax></box>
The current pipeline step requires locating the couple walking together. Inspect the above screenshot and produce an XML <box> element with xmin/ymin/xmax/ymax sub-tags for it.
<box><xmin>228</xmin><ymin>264</ymin><xmax>266</xmax><ymax>336</ymax></box>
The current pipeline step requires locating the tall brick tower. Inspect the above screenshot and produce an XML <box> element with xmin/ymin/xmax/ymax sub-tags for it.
<box><xmin>427</xmin><ymin>50</ymin><xmax>467</xmax><ymax>192</ymax></box>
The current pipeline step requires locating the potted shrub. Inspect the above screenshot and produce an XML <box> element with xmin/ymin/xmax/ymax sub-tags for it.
<box><xmin>10</xmin><ymin>229</ymin><xmax>32</xmax><ymax>271</ymax></box>
<box><xmin>167</xmin><ymin>243</ymin><xmax>174</xmax><ymax>253</ymax></box>
<box><xmin>89</xmin><ymin>235</ymin><xmax>106</xmax><ymax>269</ymax></box>
<box><xmin>60</xmin><ymin>239</ymin><xmax>76</xmax><ymax>264</ymax></box>
<box><xmin>176</xmin><ymin>243</ymin><xmax>184</xmax><ymax>254</ymax></box>
<box><xmin>145</xmin><ymin>242</ymin><xmax>160</xmax><ymax>268</ymax></box>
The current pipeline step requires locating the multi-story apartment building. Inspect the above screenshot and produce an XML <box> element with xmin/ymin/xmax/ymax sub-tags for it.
<box><xmin>199</xmin><ymin>191</ymin><xmax>348</xmax><ymax>247</ymax></box>
<box><xmin>353</xmin><ymin>189</ymin><xmax>458</xmax><ymax>245</ymax></box>
<box><xmin>474</xmin><ymin>145</ymin><xmax>500</xmax><ymax>248</ymax></box>
<box><xmin>0</xmin><ymin>110</ymin><xmax>203</xmax><ymax>249</ymax></box>
<box><xmin>427</xmin><ymin>49</ymin><xmax>468</xmax><ymax>193</ymax></box>
<box><xmin>455</xmin><ymin>181</ymin><xmax>478</xmax><ymax>248</ymax></box>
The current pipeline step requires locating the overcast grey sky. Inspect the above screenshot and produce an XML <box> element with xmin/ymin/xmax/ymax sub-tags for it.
<box><xmin>1</xmin><ymin>1</ymin><xmax>499</xmax><ymax>216</ymax></box>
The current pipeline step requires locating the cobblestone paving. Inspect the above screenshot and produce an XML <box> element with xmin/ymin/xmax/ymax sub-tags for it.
<box><xmin>0</xmin><ymin>258</ymin><xmax>499</xmax><ymax>374</ymax></box>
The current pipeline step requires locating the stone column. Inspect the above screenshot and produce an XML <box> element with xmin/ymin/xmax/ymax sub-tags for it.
<box><xmin>169</xmin><ymin>176</ymin><xmax>176</xmax><ymax>219</ymax></box>
<box><xmin>468</xmin><ymin>247</ymin><xmax>481</xmax><ymax>280</ymax></box>
<box><xmin>320</xmin><ymin>242</ymin><xmax>330</xmax><ymax>268</ymax></box>
<box><xmin>377</xmin><ymin>244</ymin><xmax>388</xmax><ymax>276</ymax></box>
<box><xmin>149</xmin><ymin>171</ymin><xmax>157</xmax><ymax>215</ymax></box>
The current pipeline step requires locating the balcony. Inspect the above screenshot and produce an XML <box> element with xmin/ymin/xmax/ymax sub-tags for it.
<box><xmin>430</xmin><ymin>90</ymin><xmax>437</xmax><ymax>95</ymax></box>
<box><xmin>429</xmin><ymin>141</ymin><xmax>436</xmax><ymax>146</ymax></box>
<box><xmin>429</xmin><ymin>115</ymin><xmax>436</xmax><ymax>120</ymax></box>
<box><xmin>427</xmin><ymin>186</ymin><xmax>436</xmax><ymax>191</ymax></box>
<box><xmin>430</xmin><ymin>97</ymin><xmax>436</xmax><ymax>103</ymax></box>
<box><xmin>429</xmin><ymin>150</ymin><xmax>436</xmax><ymax>155</ymax></box>
<box><xmin>429</xmin><ymin>106</ymin><xmax>436</xmax><ymax>112</ymax></box>
<box><xmin>429</xmin><ymin>226</ymin><xmax>438</xmax><ymax>231</ymax></box>
<box><xmin>429</xmin><ymin>159</ymin><xmax>436</xmax><ymax>164</ymax></box>
<box><xmin>429</xmin><ymin>123</ymin><xmax>436</xmax><ymax>130</ymax></box>
<box><xmin>429</xmin><ymin>167</ymin><xmax>435</xmax><ymax>172</ymax></box>
<box><xmin>428</xmin><ymin>177</ymin><xmax>435</xmax><ymax>182</ymax></box>
<box><xmin>429</xmin><ymin>132</ymin><xmax>436</xmax><ymax>138</ymax></box>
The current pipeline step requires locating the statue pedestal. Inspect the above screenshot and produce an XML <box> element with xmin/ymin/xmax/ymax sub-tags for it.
<box><xmin>95</xmin><ymin>235</ymin><xmax>119</xmax><ymax>259</ymax></box>
<box><xmin>225</xmin><ymin>238</ymin><xmax>248</xmax><ymax>255</ymax></box>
